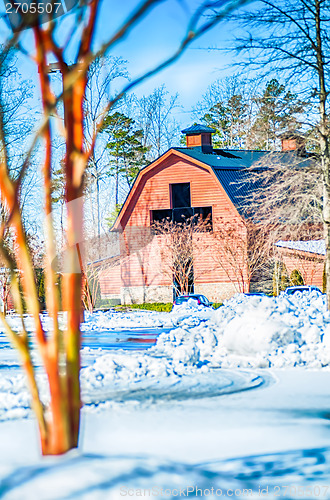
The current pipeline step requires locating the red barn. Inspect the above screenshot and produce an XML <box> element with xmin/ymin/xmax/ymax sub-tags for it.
<box><xmin>98</xmin><ymin>124</ymin><xmax>271</xmax><ymax>304</ymax></box>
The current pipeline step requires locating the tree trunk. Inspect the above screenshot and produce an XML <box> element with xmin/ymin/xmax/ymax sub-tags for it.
<box><xmin>323</xmin><ymin>171</ymin><xmax>330</xmax><ymax>308</ymax></box>
<box><xmin>315</xmin><ymin>0</ymin><xmax>330</xmax><ymax>308</ymax></box>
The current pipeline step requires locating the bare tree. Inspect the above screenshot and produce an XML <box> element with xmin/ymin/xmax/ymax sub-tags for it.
<box><xmin>84</xmin><ymin>55</ymin><xmax>128</xmax><ymax>239</ymax></box>
<box><xmin>135</xmin><ymin>85</ymin><xmax>181</xmax><ymax>159</ymax></box>
<box><xmin>236</xmin><ymin>149</ymin><xmax>323</xmax><ymax>292</ymax></box>
<box><xmin>153</xmin><ymin>216</ymin><xmax>213</xmax><ymax>296</ymax></box>
<box><xmin>241</xmin><ymin>151</ymin><xmax>322</xmax><ymax>233</ymax></box>
<box><xmin>228</xmin><ymin>0</ymin><xmax>330</xmax><ymax>305</ymax></box>
<box><xmin>212</xmin><ymin>217</ymin><xmax>272</xmax><ymax>293</ymax></box>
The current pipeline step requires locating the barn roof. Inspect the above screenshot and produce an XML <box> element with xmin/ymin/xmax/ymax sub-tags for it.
<box><xmin>173</xmin><ymin>147</ymin><xmax>268</xmax><ymax>215</ymax></box>
<box><xmin>113</xmin><ymin>146</ymin><xmax>280</xmax><ymax>229</ymax></box>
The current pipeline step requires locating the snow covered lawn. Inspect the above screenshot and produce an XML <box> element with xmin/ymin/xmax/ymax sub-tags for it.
<box><xmin>1</xmin><ymin>292</ymin><xmax>330</xmax><ymax>498</ymax></box>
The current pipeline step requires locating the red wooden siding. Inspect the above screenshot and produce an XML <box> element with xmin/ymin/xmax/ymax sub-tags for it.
<box><xmin>278</xmin><ymin>247</ymin><xmax>324</xmax><ymax>289</ymax></box>
<box><xmin>99</xmin><ymin>263</ymin><xmax>121</xmax><ymax>296</ymax></box>
<box><xmin>123</xmin><ymin>155</ymin><xmax>241</xmax><ymax>228</ymax></box>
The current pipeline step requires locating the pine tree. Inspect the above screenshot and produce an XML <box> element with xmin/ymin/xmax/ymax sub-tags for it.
<box><xmin>102</xmin><ymin>112</ymin><xmax>148</xmax><ymax>205</ymax></box>
<box><xmin>290</xmin><ymin>269</ymin><xmax>304</xmax><ymax>286</ymax></box>
<box><xmin>251</xmin><ymin>79</ymin><xmax>306</xmax><ymax>150</ymax></box>
<box><xmin>202</xmin><ymin>93</ymin><xmax>248</xmax><ymax>148</ymax></box>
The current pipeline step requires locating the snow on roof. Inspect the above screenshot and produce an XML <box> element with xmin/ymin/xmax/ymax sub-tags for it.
<box><xmin>275</xmin><ymin>239</ymin><xmax>326</xmax><ymax>255</ymax></box>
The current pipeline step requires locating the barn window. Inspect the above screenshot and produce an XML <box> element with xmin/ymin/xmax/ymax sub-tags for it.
<box><xmin>151</xmin><ymin>209</ymin><xmax>172</xmax><ymax>223</ymax></box>
<box><xmin>171</xmin><ymin>183</ymin><xmax>191</xmax><ymax>208</ymax></box>
<box><xmin>193</xmin><ymin>206</ymin><xmax>213</xmax><ymax>231</ymax></box>
<box><xmin>151</xmin><ymin>206</ymin><xmax>212</xmax><ymax>231</ymax></box>
<box><xmin>172</xmin><ymin>207</ymin><xmax>194</xmax><ymax>222</ymax></box>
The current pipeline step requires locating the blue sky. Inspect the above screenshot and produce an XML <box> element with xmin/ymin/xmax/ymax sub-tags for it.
<box><xmin>94</xmin><ymin>0</ymin><xmax>237</xmax><ymax>120</ymax></box>
<box><xmin>0</xmin><ymin>0</ymin><xmax>254</xmax><ymax>125</ymax></box>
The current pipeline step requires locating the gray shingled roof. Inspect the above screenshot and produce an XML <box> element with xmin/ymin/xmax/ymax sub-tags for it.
<box><xmin>174</xmin><ymin>147</ymin><xmax>268</xmax><ymax>216</ymax></box>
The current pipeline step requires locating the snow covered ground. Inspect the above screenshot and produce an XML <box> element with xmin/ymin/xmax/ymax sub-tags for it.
<box><xmin>1</xmin><ymin>292</ymin><xmax>330</xmax><ymax>498</ymax></box>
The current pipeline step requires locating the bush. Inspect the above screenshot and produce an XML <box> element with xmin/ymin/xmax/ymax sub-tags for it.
<box><xmin>290</xmin><ymin>269</ymin><xmax>304</xmax><ymax>286</ymax></box>
<box><xmin>116</xmin><ymin>302</ymin><xmax>173</xmax><ymax>312</ymax></box>
<box><xmin>123</xmin><ymin>302</ymin><xmax>222</xmax><ymax>311</ymax></box>
<box><xmin>273</xmin><ymin>261</ymin><xmax>289</xmax><ymax>296</ymax></box>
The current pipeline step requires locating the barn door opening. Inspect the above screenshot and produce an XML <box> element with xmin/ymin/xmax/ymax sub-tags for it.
<box><xmin>171</xmin><ymin>182</ymin><xmax>191</xmax><ymax>208</ymax></box>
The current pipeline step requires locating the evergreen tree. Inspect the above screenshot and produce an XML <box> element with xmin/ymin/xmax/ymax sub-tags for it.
<box><xmin>251</xmin><ymin>79</ymin><xmax>306</xmax><ymax>150</ymax></box>
<box><xmin>102</xmin><ymin>112</ymin><xmax>148</xmax><ymax>205</ymax></box>
<box><xmin>290</xmin><ymin>269</ymin><xmax>304</xmax><ymax>286</ymax></box>
<box><xmin>194</xmin><ymin>76</ymin><xmax>252</xmax><ymax>149</ymax></box>
<box><xmin>202</xmin><ymin>94</ymin><xmax>248</xmax><ymax>148</ymax></box>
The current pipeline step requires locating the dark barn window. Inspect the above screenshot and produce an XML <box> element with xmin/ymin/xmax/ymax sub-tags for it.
<box><xmin>151</xmin><ymin>206</ymin><xmax>212</xmax><ymax>230</ymax></box>
<box><xmin>171</xmin><ymin>183</ymin><xmax>191</xmax><ymax>208</ymax></box>
<box><xmin>173</xmin><ymin>207</ymin><xmax>194</xmax><ymax>223</ymax></box>
<box><xmin>194</xmin><ymin>206</ymin><xmax>213</xmax><ymax>230</ymax></box>
<box><xmin>151</xmin><ymin>209</ymin><xmax>172</xmax><ymax>223</ymax></box>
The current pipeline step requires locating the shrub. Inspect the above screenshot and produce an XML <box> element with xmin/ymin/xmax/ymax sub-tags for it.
<box><xmin>273</xmin><ymin>261</ymin><xmax>289</xmax><ymax>296</ymax></box>
<box><xmin>290</xmin><ymin>269</ymin><xmax>304</xmax><ymax>287</ymax></box>
<box><xmin>116</xmin><ymin>302</ymin><xmax>173</xmax><ymax>312</ymax></box>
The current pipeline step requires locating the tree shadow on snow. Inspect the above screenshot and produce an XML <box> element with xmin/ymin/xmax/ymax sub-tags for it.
<box><xmin>1</xmin><ymin>447</ymin><xmax>330</xmax><ymax>498</ymax></box>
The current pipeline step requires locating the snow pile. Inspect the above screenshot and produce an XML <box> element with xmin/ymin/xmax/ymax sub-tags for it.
<box><xmin>82</xmin><ymin>300</ymin><xmax>213</xmax><ymax>331</ymax></box>
<box><xmin>154</xmin><ymin>292</ymin><xmax>330</xmax><ymax>369</ymax></box>
<box><xmin>0</xmin><ymin>375</ymin><xmax>32</xmax><ymax>420</ymax></box>
<box><xmin>2</xmin><ymin>291</ymin><xmax>330</xmax><ymax>419</ymax></box>
<box><xmin>80</xmin><ymin>291</ymin><xmax>330</xmax><ymax>407</ymax></box>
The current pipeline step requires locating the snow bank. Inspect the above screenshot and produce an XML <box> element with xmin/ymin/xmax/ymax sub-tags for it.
<box><xmin>82</xmin><ymin>299</ymin><xmax>213</xmax><ymax>331</ymax></box>
<box><xmin>154</xmin><ymin>292</ymin><xmax>330</xmax><ymax>370</ymax></box>
<box><xmin>80</xmin><ymin>291</ymin><xmax>330</xmax><ymax>408</ymax></box>
<box><xmin>212</xmin><ymin>292</ymin><xmax>330</xmax><ymax>368</ymax></box>
<box><xmin>2</xmin><ymin>292</ymin><xmax>330</xmax><ymax>420</ymax></box>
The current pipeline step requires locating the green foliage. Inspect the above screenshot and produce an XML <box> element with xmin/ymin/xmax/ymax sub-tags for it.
<box><xmin>252</xmin><ymin>79</ymin><xmax>306</xmax><ymax>150</ymax></box>
<box><xmin>101</xmin><ymin>112</ymin><xmax>148</xmax><ymax>204</ymax></box>
<box><xmin>212</xmin><ymin>302</ymin><xmax>222</xmax><ymax>309</ymax></box>
<box><xmin>51</xmin><ymin>161</ymin><xmax>65</xmax><ymax>204</ymax></box>
<box><xmin>202</xmin><ymin>95</ymin><xmax>248</xmax><ymax>149</ymax></box>
<box><xmin>115</xmin><ymin>302</ymin><xmax>222</xmax><ymax>312</ymax></box>
<box><xmin>273</xmin><ymin>261</ymin><xmax>289</xmax><ymax>295</ymax></box>
<box><xmin>290</xmin><ymin>269</ymin><xmax>304</xmax><ymax>287</ymax></box>
<box><xmin>199</xmin><ymin>78</ymin><xmax>306</xmax><ymax>151</ymax></box>
<box><xmin>118</xmin><ymin>302</ymin><xmax>173</xmax><ymax>312</ymax></box>
<box><xmin>273</xmin><ymin>261</ymin><xmax>280</xmax><ymax>296</ymax></box>
<box><xmin>281</xmin><ymin>265</ymin><xmax>290</xmax><ymax>291</ymax></box>
<box><xmin>106</xmin><ymin>203</ymin><xmax>123</xmax><ymax>227</ymax></box>
<box><xmin>35</xmin><ymin>268</ymin><xmax>46</xmax><ymax>310</ymax></box>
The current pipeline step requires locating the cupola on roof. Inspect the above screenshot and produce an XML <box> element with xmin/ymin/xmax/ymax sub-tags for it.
<box><xmin>181</xmin><ymin>124</ymin><xmax>216</xmax><ymax>135</ymax></box>
<box><xmin>181</xmin><ymin>124</ymin><xmax>215</xmax><ymax>152</ymax></box>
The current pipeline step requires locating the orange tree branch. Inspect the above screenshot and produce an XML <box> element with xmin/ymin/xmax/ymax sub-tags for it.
<box><xmin>0</xmin><ymin>161</ymin><xmax>47</xmax><ymax>353</ymax></box>
<box><xmin>34</xmin><ymin>25</ymin><xmax>62</xmax><ymax>357</ymax></box>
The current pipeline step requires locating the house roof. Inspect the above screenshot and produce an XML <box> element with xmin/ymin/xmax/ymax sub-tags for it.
<box><xmin>276</xmin><ymin>240</ymin><xmax>326</xmax><ymax>256</ymax></box>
